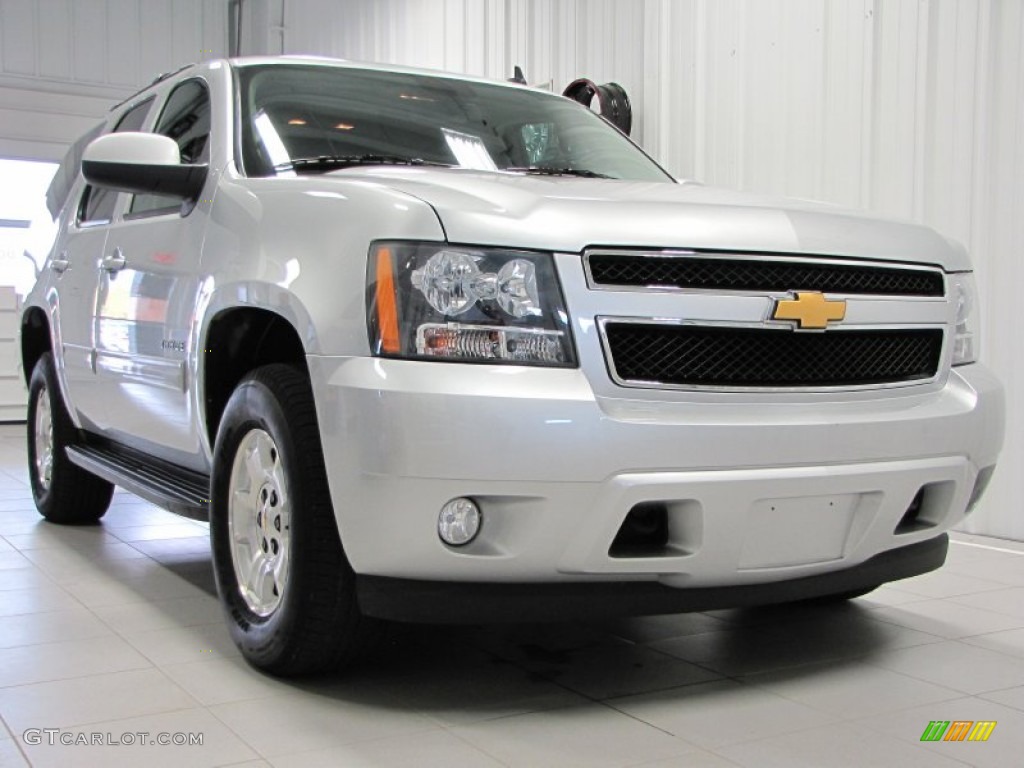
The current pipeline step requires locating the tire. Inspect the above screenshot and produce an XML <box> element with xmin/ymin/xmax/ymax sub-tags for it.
<box><xmin>210</xmin><ymin>364</ymin><xmax>380</xmax><ymax>676</ymax></box>
<box><xmin>27</xmin><ymin>352</ymin><xmax>113</xmax><ymax>524</ymax></box>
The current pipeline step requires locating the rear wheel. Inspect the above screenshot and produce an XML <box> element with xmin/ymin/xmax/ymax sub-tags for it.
<box><xmin>27</xmin><ymin>352</ymin><xmax>113</xmax><ymax>524</ymax></box>
<box><xmin>210</xmin><ymin>364</ymin><xmax>379</xmax><ymax>676</ymax></box>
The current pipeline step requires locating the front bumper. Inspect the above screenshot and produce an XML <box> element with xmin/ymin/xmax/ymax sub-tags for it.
<box><xmin>308</xmin><ymin>355</ymin><xmax>1002</xmax><ymax>596</ymax></box>
<box><xmin>357</xmin><ymin>535</ymin><xmax>948</xmax><ymax>623</ymax></box>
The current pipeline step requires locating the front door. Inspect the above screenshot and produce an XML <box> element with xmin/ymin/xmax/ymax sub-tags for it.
<box><xmin>93</xmin><ymin>78</ymin><xmax>213</xmax><ymax>464</ymax></box>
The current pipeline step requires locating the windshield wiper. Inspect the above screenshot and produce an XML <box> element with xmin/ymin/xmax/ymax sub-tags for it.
<box><xmin>504</xmin><ymin>166</ymin><xmax>613</xmax><ymax>179</ymax></box>
<box><xmin>276</xmin><ymin>155</ymin><xmax>453</xmax><ymax>174</ymax></box>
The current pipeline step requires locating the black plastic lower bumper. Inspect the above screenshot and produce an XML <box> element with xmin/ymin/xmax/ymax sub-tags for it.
<box><xmin>357</xmin><ymin>534</ymin><xmax>947</xmax><ymax>624</ymax></box>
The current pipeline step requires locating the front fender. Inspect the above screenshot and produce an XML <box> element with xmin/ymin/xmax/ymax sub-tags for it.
<box><xmin>199</xmin><ymin>172</ymin><xmax>447</xmax><ymax>357</ymax></box>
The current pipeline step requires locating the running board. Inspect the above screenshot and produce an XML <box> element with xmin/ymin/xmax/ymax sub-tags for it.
<box><xmin>66</xmin><ymin>443</ymin><xmax>211</xmax><ymax>521</ymax></box>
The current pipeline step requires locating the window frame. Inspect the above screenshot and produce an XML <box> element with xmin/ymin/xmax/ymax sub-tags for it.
<box><xmin>75</xmin><ymin>96</ymin><xmax>157</xmax><ymax>228</ymax></box>
<box><xmin>124</xmin><ymin>76</ymin><xmax>213</xmax><ymax>221</ymax></box>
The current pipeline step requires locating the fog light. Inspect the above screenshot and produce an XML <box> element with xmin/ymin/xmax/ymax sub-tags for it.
<box><xmin>438</xmin><ymin>498</ymin><xmax>481</xmax><ymax>546</ymax></box>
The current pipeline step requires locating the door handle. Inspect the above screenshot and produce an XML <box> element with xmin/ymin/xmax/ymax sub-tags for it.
<box><xmin>101</xmin><ymin>248</ymin><xmax>126</xmax><ymax>272</ymax></box>
<box><xmin>51</xmin><ymin>252</ymin><xmax>70</xmax><ymax>274</ymax></box>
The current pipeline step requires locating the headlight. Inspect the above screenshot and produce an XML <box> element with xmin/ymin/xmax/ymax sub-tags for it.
<box><xmin>950</xmin><ymin>272</ymin><xmax>979</xmax><ymax>366</ymax></box>
<box><xmin>367</xmin><ymin>242</ymin><xmax>576</xmax><ymax>366</ymax></box>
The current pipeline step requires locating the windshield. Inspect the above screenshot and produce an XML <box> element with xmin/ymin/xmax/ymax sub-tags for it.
<box><xmin>236</xmin><ymin>64</ymin><xmax>673</xmax><ymax>182</ymax></box>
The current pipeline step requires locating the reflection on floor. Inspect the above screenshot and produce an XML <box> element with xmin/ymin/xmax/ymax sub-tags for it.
<box><xmin>0</xmin><ymin>424</ymin><xmax>1022</xmax><ymax>767</ymax></box>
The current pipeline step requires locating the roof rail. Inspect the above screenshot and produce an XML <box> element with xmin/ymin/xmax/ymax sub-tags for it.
<box><xmin>109</xmin><ymin>62</ymin><xmax>197</xmax><ymax>112</ymax></box>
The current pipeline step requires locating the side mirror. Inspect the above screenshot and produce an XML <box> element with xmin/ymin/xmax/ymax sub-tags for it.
<box><xmin>81</xmin><ymin>132</ymin><xmax>207</xmax><ymax>200</ymax></box>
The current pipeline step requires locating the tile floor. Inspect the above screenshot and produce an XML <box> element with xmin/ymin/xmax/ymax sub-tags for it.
<box><xmin>0</xmin><ymin>423</ymin><xmax>1021</xmax><ymax>767</ymax></box>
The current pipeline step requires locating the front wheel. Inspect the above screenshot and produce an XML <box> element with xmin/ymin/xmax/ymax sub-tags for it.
<box><xmin>210</xmin><ymin>364</ymin><xmax>379</xmax><ymax>676</ymax></box>
<box><xmin>27</xmin><ymin>352</ymin><xmax>113</xmax><ymax>524</ymax></box>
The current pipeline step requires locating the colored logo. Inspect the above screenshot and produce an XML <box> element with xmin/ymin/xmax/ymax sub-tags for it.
<box><xmin>920</xmin><ymin>720</ymin><xmax>996</xmax><ymax>742</ymax></box>
<box><xmin>772</xmin><ymin>291</ymin><xmax>847</xmax><ymax>330</ymax></box>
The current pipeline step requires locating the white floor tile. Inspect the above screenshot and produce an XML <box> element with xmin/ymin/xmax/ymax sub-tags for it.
<box><xmin>739</xmin><ymin>658</ymin><xmax>962</xmax><ymax>718</ymax></box>
<box><xmin>18</xmin><ymin>707</ymin><xmax>258</xmax><ymax>768</ymax></box>
<box><xmin>63</xmin><ymin>569</ymin><xmax>207</xmax><ymax>608</ymax></box>
<box><xmin>0</xmin><ymin>551</ymin><xmax>33</xmax><ymax>572</ymax></box>
<box><xmin>20</xmin><ymin>543</ymin><xmax>150</xmax><ymax>583</ymax></box>
<box><xmin>895</xmin><ymin>569</ymin><xmax>1013</xmax><ymax>598</ymax></box>
<box><xmin>0</xmin><ymin>739</ymin><xmax>29</xmax><ymax>767</ymax></box>
<box><xmin>514</xmin><ymin>641</ymin><xmax>722</xmax><ymax>701</ymax></box>
<box><xmin>854</xmin><ymin>585</ymin><xmax>933</xmax><ymax>608</ymax></box>
<box><xmin>595</xmin><ymin>613</ymin><xmax>731</xmax><ymax>644</ymax></box>
<box><xmin>649</xmin><ymin>612</ymin><xmax>943</xmax><ymax>677</ymax></box>
<box><xmin>368</xmin><ymin>663</ymin><xmax>587</xmax><ymax>727</ymax></box>
<box><xmin>950</xmin><ymin>534</ymin><xmax>1024</xmax><ymax>553</ymax></box>
<box><xmin>452</xmin><ymin>703</ymin><xmax>695</xmax><ymax>768</ymax></box>
<box><xmin>868</xmin><ymin>598</ymin><xmax>1024</xmax><ymax>639</ymax></box>
<box><xmin>868</xmin><ymin>639</ymin><xmax>1024</xmax><ymax>695</ymax></box>
<box><xmin>962</xmin><ymin>626</ymin><xmax>1024</xmax><ymax>661</ymax></box>
<box><xmin>981</xmin><ymin>684</ymin><xmax>1024</xmax><ymax>712</ymax></box>
<box><xmin>0</xmin><ymin>585</ymin><xmax>82</xmax><ymax>618</ymax></box>
<box><xmin>609</xmin><ymin>679</ymin><xmax>837</xmax><ymax>750</ymax></box>
<box><xmin>268</xmin><ymin>729</ymin><xmax>506</xmax><ymax>768</ymax></box>
<box><xmin>855</xmin><ymin>695</ymin><xmax>1024</xmax><ymax>768</ymax></box>
<box><xmin>210</xmin><ymin>693</ymin><xmax>438</xmax><ymax>757</ymax></box>
<box><xmin>947</xmin><ymin>560</ymin><xmax>1024</xmax><ymax>587</ymax></box>
<box><xmin>128</xmin><ymin>536</ymin><xmax>211</xmax><ymax>560</ymax></box>
<box><xmin>0</xmin><ymin>607</ymin><xmax>113</xmax><ymax>650</ymax></box>
<box><xmin>121</xmin><ymin>622</ymin><xmax>239</xmax><ymax>667</ymax></box>
<box><xmin>112</xmin><ymin>523</ymin><xmax>210</xmax><ymax>543</ymax></box>
<box><xmin>0</xmin><ymin>668</ymin><xmax>198</xmax><ymax>732</ymax></box>
<box><xmin>627</xmin><ymin>750</ymin><xmax>744</xmax><ymax>767</ymax></box>
<box><xmin>948</xmin><ymin>586</ymin><xmax>1024</xmax><ymax>618</ymax></box>
<box><xmin>3</xmin><ymin>526</ymin><xmax>123</xmax><ymax>552</ymax></box>
<box><xmin>91</xmin><ymin>595</ymin><xmax>223</xmax><ymax>634</ymax></box>
<box><xmin>0</xmin><ymin>489</ymin><xmax>34</xmax><ymax>502</ymax></box>
<box><xmin>160</xmin><ymin>657</ymin><xmax>295</xmax><ymax>707</ymax></box>
<box><xmin>0</xmin><ymin>565</ymin><xmax>56</xmax><ymax>591</ymax></box>
<box><xmin>0</xmin><ymin>636</ymin><xmax>152</xmax><ymax>688</ymax></box>
<box><xmin>945</xmin><ymin>541</ymin><xmax>1022</xmax><ymax>566</ymax></box>
<box><xmin>716</xmin><ymin>722</ymin><xmax>970</xmax><ymax>768</ymax></box>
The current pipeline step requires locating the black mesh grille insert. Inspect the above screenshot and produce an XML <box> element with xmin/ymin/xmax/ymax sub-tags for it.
<box><xmin>588</xmin><ymin>254</ymin><xmax>945</xmax><ymax>297</ymax></box>
<box><xmin>604</xmin><ymin>324</ymin><xmax>944</xmax><ymax>388</ymax></box>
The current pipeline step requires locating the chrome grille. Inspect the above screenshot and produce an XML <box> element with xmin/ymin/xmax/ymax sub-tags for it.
<box><xmin>603</xmin><ymin>323</ymin><xmax>944</xmax><ymax>389</ymax></box>
<box><xmin>587</xmin><ymin>252</ymin><xmax>945</xmax><ymax>296</ymax></box>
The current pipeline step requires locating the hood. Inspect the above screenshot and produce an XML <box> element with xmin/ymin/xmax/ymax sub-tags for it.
<box><xmin>328</xmin><ymin>167</ymin><xmax>970</xmax><ymax>271</ymax></box>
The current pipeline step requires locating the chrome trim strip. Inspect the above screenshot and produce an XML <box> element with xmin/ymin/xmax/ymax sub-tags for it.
<box><xmin>94</xmin><ymin>352</ymin><xmax>186</xmax><ymax>391</ymax></box>
<box><xmin>596</xmin><ymin>316</ymin><xmax>946</xmax><ymax>394</ymax></box>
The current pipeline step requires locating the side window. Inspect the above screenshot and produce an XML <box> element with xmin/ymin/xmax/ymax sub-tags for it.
<box><xmin>77</xmin><ymin>98</ymin><xmax>154</xmax><ymax>225</ymax></box>
<box><xmin>129</xmin><ymin>80</ymin><xmax>211</xmax><ymax>216</ymax></box>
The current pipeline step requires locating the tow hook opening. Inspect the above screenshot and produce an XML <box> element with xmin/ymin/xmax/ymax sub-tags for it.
<box><xmin>610</xmin><ymin>502</ymin><xmax>670</xmax><ymax>557</ymax></box>
<box><xmin>895</xmin><ymin>481</ymin><xmax>954</xmax><ymax>535</ymax></box>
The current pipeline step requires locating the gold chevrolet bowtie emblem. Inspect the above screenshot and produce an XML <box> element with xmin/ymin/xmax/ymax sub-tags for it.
<box><xmin>772</xmin><ymin>292</ymin><xmax>847</xmax><ymax>329</ymax></box>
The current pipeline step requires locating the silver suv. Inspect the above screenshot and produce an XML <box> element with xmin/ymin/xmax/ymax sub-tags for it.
<box><xmin>21</xmin><ymin>56</ymin><xmax>1004</xmax><ymax>675</ymax></box>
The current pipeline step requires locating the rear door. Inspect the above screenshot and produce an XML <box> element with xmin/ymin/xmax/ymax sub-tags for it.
<box><xmin>54</xmin><ymin>99</ymin><xmax>154</xmax><ymax>429</ymax></box>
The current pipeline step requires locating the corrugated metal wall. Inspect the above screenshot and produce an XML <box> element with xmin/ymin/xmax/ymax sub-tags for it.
<box><xmin>279</xmin><ymin>0</ymin><xmax>1022</xmax><ymax>540</ymax></box>
<box><xmin>0</xmin><ymin>0</ymin><xmax>225</xmax><ymax>160</ymax></box>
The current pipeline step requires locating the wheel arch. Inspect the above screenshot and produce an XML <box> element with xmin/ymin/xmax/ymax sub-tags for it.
<box><xmin>20</xmin><ymin>305</ymin><xmax>52</xmax><ymax>387</ymax></box>
<box><xmin>200</xmin><ymin>301</ymin><xmax>312</xmax><ymax>451</ymax></box>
